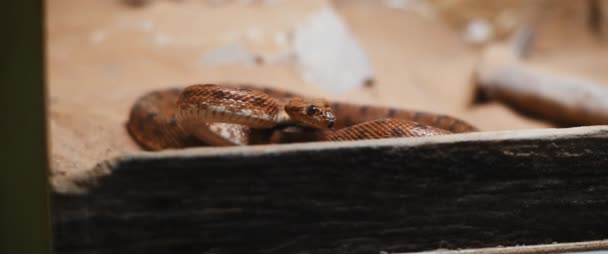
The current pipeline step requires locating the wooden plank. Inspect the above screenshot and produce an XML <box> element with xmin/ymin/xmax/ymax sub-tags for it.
<box><xmin>0</xmin><ymin>1</ymin><xmax>52</xmax><ymax>254</ymax></box>
<box><xmin>53</xmin><ymin>126</ymin><xmax>608</xmax><ymax>253</ymax></box>
<box><xmin>405</xmin><ymin>239</ymin><xmax>608</xmax><ymax>254</ymax></box>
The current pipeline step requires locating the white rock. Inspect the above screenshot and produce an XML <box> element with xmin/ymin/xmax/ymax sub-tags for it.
<box><xmin>292</xmin><ymin>7</ymin><xmax>373</xmax><ymax>93</ymax></box>
<box><xmin>383</xmin><ymin>0</ymin><xmax>418</xmax><ymax>10</ymax></box>
<box><xmin>89</xmin><ymin>30</ymin><xmax>107</xmax><ymax>46</ymax></box>
<box><xmin>464</xmin><ymin>18</ymin><xmax>494</xmax><ymax>45</ymax></box>
<box><xmin>202</xmin><ymin>42</ymin><xmax>256</xmax><ymax>66</ymax></box>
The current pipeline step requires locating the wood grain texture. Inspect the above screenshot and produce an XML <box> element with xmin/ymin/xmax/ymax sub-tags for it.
<box><xmin>53</xmin><ymin>127</ymin><xmax>608</xmax><ymax>254</ymax></box>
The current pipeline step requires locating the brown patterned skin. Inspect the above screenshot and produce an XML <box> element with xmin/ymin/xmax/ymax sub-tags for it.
<box><xmin>327</xmin><ymin>102</ymin><xmax>478</xmax><ymax>133</ymax></box>
<box><xmin>127</xmin><ymin>84</ymin><xmax>478</xmax><ymax>150</ymax></box>
<box><xmin>176</xmin><ymin>85</ymin><xmax>282</xmax><ymax>128</ymax></box>
<box><xmin>127</xmin><ymin>88</ymin><xmax>253</xmax><ymax>149</ymax></box>
<box><xmin>126</xmin><ymin>88</ymin><xmax>204</xmax><ymax>150</ymax></box>
<box><xmin>322</xmin><ymin>119</ymin><xmax>451</xmax><ymax>141</ymax></box>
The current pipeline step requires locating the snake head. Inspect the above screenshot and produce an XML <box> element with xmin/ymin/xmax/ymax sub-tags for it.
<box><xmin>285</xmin><ymin>98</ymin><xmax>335</xmax><ymax>129</ymax></box>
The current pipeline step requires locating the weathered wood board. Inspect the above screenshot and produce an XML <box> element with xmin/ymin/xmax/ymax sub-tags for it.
<box><xmin>53</xmin><ymin>126</ymin><xmax>608</xmax><ymax>254</ymax></box>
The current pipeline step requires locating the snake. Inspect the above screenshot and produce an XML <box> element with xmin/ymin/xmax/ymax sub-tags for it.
<box><xmin>127</xmin><ymin>84</ymin><xmax>478</xmax><ymax>151</ymax></box>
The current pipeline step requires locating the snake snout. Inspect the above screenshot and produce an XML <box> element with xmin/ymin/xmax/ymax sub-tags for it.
<box><xmin>325</xmin><ymin>112</ymin><xmax>335</xmax><ymax>129</ymax></box>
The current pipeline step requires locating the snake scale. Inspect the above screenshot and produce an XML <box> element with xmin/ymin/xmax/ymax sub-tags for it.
<box><xmin>127</xmin><ymin>84</ymin><xmax>478</xmax><ymax>151</ymax></box>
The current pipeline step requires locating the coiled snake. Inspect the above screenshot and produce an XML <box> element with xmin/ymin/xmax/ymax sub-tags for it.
<box><xmin>127</xmin><ymin>84</ymin><xmax>478</xmax><ymax>151</ymax></box>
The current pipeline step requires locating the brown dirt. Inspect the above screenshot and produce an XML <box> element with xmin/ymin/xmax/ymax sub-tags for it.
<box><xmin>46</xmin><ymin>0</ymin><xmax>607</xmax><ymax>187</ymax></box>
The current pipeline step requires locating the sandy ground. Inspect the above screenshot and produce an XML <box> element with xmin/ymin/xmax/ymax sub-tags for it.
<box><xmin>46</xmin><ymin>0</ymin><xmax>608</xmax><ymax>187</ymax></box>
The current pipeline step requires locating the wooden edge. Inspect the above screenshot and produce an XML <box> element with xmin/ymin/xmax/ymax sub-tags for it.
<box><xmin>401</xmin><ymin>239</ymin><xmax>608</xmax><ymax>254</ymax></box>
<box><xmin>0</xmin><ymin>1</ymin><xmax>52</xmax><ymax>253</ymax></box>
<box><xmin>51</xmin><ymin>125</ymin><xmax>608</xmax><ymax>194</ymax></box>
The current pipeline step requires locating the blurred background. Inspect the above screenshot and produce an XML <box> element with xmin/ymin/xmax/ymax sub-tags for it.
<box><xmin>47</xmin><ymin>0</ymin><xmax>608</xmax><ymax>180</ymax></box>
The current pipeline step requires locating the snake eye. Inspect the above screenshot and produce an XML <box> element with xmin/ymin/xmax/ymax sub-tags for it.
<box><xmin>306</xmin><ymin>105</ymin><xmax>318</xmax><ymax>116</ymax></box>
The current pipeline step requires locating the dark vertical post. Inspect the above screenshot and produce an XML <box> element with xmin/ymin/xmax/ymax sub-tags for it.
<box><xmin>0</xmin><ymin>0</ymin><xmax>52</xmax><ymax>254</ymax></box>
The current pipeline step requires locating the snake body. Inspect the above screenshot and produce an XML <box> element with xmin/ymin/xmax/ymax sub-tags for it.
<box><xmin>127</xmin><ymin>84</ymin><xmax>477</xmax><ymax>151</ymax></box>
